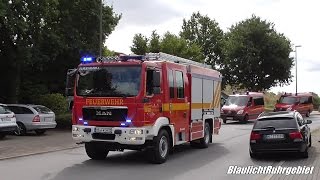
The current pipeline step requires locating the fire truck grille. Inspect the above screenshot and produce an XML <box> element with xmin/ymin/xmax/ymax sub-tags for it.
<box><xmin>82</xmin><ymin>107</ymin><xmax>128</xmax><ymax>121</ymax></box>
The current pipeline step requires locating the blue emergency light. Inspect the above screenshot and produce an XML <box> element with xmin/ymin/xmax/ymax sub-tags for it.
<box><xmin>80</xmin><ymin>56</ymin><xmax>94</xmax><ymax>63</ymax></box>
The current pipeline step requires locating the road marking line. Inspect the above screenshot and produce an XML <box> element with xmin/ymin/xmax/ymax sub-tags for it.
<box><xmin>261</xmin><ymin>160</ymin><xmax>285</xmax><ymax>180</ymax></box>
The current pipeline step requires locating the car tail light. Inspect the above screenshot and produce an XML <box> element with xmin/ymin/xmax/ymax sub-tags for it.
<box><xmin>289</xmin><ymin>131</ymin><xmax>303</xmax><ymax>140</ymax></box>
<box><xmin>32</xmin><ymin>115</ymin><xmax>40</xmax><ymax>122</ymax></box>
<box><xmin>250</xmin><ymin>131</ymin><xmax>261</xmax><ymax>143</ymax></box>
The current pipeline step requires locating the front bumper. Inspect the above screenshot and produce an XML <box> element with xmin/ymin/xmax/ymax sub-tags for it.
<box><xmin>72</xmin><ymin>125</ymin><xmax>148</xmax><ymax>145</ymax></box>
<box><xmin>221</xmin><ymin>114</ymin><xmax>245</xmax><ymax>121</ymax></box>
<box><xmin>26</xmin><ymin>122</ymin><xmax>57</xmax><ymax>130</ymax></box>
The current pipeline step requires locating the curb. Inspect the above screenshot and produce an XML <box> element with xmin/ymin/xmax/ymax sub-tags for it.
<box><xmin>0</xmin><ymin>145</ymin><xmax>84</xmax><ymax>161</ymax></box>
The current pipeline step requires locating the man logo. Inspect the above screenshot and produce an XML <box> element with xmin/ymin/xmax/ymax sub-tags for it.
<box><xmin>96</xmin><ymin>110</ymin><xmax>112</xmax><ymax>116</ymax></box>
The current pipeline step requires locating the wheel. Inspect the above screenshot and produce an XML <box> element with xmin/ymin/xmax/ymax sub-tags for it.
<box><xmin>249</xmin><ymin>151</ymin><xmax>258</xmax><ymax>159</ymax></box>
<box><xmin>35</xmin><ymin>129</ymin><xmax>46</xmax><ymax>135</ymax></box>
<box><xmin>15</xmin><ymin>122</ymin><xmax>26</xmax><ymax>136</ymax></box>
<box><xmin>306</xmin><ymin>110</ymin><xmax>311</xmax><ymax>117</ymax></box>
<box><xmin>223</xmin><ymin>119</ymin><xmax>227</xmax><ymax>124</ymax></box>
<box><xmin>147</xmin><ymin>129</ymin><xmax>170</xmax><ymax>164</ymax></box>
<box><xmin>301</xmin><ymin>148</ymin><xmax>309</xmax><ymax>158</ymax></box>
<box><xmin>309</xmin><ymin>135</ymin><xmax>312</xmax><ymax>147</ymax></box>
<box><xmin>0</xmin><ymin>133</ymin><xmax>6</xmax><ymax>139</ymax></box>
<box><xmin>241</xmin><ymin>115</ymin><xmax>249</xmax><ymax>124</ymax></box>
<box><xmin>85</xmin><ymin>142</ymin><xmax>109</xmax><ymax>160</ymax></box>
<box><xmin>198</xmin><ymin>122</ymin><xmax>211</xmax><ymax>148</ymax></box>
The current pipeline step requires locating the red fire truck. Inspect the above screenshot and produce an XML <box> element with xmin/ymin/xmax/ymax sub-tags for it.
<box><xmin>72</xmin><ymin>52</ymin><xmax>222</xmax><ymax>163</ymax></box>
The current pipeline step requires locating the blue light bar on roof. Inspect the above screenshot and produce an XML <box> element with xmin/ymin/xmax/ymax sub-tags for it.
<box><xmin>81</xmin><ymin>56</ymin><xmax>94</xmax><ymax>63</ymax></box>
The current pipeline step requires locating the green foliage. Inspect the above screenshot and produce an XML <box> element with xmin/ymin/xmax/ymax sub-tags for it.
<box><xmin>180</xmin><ymin>12</ymin><xmax>224</xmax><ymax>67</ymax></box>
<box><xmin>131</xmin><ymin>31</ymin><xmax>204</xmax><ymax>62</ymax></box>
<box><xmin>312</xmin><ymin>93</ymin><xmax>320</xmax><ymax>110</ymax></box>
<box><xmin>223</xmin><ymin>15</ymin><xmax>293</xmax><ymax>91</ymax></box>
<box><xmin>130</xmin><ymin>33</ymin><xmax>148</xmax><ymax>55</ymax></box>
<box><xmin>55</xmin><ymin>113</ymin><xmax>72</xmax><ymax>129</ymax></box>
<box><xmin>36</xmin><ymin>93</ymin><xmax>68</xmax><ymax>115</ymax></box>
<box><xmin>0</xmin><ymin>0</ymin><xmax>121</xmax><ymax>103</ymax></box>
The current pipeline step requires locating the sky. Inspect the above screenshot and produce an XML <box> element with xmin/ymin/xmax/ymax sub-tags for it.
<box><xmin>104</xmin><ymin>0</ymin><xmax>320</xmax><ymax>95</ymax></box>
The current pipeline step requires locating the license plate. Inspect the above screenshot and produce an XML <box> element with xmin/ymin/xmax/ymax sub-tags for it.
<box><xmin>226</xmin><ymin>117</ymin><xmax>233</xmax><ymax>120</ymax></box>
<box><xmin>45</xmin><ymin>117</ymin><xmax>53</xmax><ymax>122</ymax></box>
<box><xmin>265</xmin><ymin>134</ymin><xmax>284</xmax><ymax>139</ymax></box>
<box><xmin>95</xmin><ymin>127</ymin><xmax>112</xmax><ymax>134</ymax></box>
<box><xmin>1</xmin><ymin>117</ymin><xmax>11</xmax><ymax>122</ymax></box>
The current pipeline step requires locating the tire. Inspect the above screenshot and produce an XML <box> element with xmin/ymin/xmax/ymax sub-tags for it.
<box><xmin>223</xmin><ymin>119</ymin><xmax>227</xmax><ymax>124</ymax></box>
<box><xmin>249</xmin><ymin>151</ymin><xmax>258</xmax><ymax>159</ymax></box>
<box><xmin>147</xmin><ymin>129</ymin><xmax>170</xmax><ymax>164</ymax></box>
<box><xmin>301</xmin><ymin>148</ymin><xmax>309</xmax><ymax>158</ymax></box>
<box><xmin>0</xmin><ymin>133</ymin><xmax>6</xmax><ymax>139</ymax></box>
<box><xmin>198</xmin><ymin>122</ymin><xmax>211</xmax><ymax>148</ymax></box>
<box><xmin>15</xmin><ymin>122</ymin><xmax>26</xmax><ymax>136</ymax></box>
<box><xmin>35</xmin><ymin>129</ymin><xmax>46</xmax><ymax>135</ymax></box>
<box><xmin>85</xmin><ymin>142</ymin><xmax>109</xmax><ymax>160</ymax></box>
<box><xmin>306</xmin><ymin>110</ymin><xmax>311</xmax><ymax>117</ymax></box>
<box><xmin>241</xmin><ymin>115</ymin><xmax>249</xmax><ymax>124</ymax></box>
<box><xmin>309</xmin><ymin>135</ymin><xmax>312</xmax><ymax>147</ymax></box>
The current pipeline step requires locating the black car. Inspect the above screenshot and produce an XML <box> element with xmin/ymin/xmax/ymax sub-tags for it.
<box><xmin>249</xmin><ymin>111</ymin><xmax>312</xmax><ymax>158</ymax></box>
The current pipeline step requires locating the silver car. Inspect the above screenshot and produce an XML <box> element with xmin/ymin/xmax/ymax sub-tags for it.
<box><xmin>7</xmin><ymin>104</ymin><xmax>57</xmax><ymax>135</ymax></box>
<box><xmin>0</xmin><ymin>103</ymin><xmax>18</xmax><ymax>139</ymax></box>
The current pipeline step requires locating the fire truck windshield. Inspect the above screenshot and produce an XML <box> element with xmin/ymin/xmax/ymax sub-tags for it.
<box><xmin>279</xmin><ymin>96</ymin><xmax>297</xmax><ymax>104</ymax></box>
<box><xmin>225</xmin><ymin>96</ymin><xmax>249</xmax><ymax>106</ymax></box>
<box><xmin>76</xmin><ymin>66</ymin><xmax>141</xmax><ymax>97</ymax></box>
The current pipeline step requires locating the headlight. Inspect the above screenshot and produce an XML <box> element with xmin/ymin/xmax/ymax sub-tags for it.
<box><xmin>287</xmin><ymin>107</ymin><xmax>292</xmax><ymax>111</ymax></box>
<box><xmin>237</xmin><ymin>110</ymin><xmax>244</xmax><ymax>114</ymax></box>
<box><xmin>73</xmin><ymin>127</ymin><xmax>80</xmax><ymax>131</ymax></box>
<box><xmin>129</xmin><ymin>129</ymin><xmax>143</xmax><ymax>135</ymax></box>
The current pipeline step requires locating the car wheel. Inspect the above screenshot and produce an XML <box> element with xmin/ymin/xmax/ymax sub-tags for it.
<box><xmin>15</xmin><ymin>122</ymin><xmax>26</xmax><ymax>136</ymax></box>
<box><xmin>35</xmin><ymin>129</ymin><xmax>46</xmax><ymax>135</ymax></box>
<box><xmin>249</xmin><ymin>151</ymin><xmax>258</xmax><ymax>159</ymax></box>
<box><xmin>309</xmin><ymin>135</ymin><xmax>312</xmax><ymax>147</ymax></box>
<box><xmin>241</xmin><ymin>114</ymin><xmax>249</xmax><ymax>124</ymax></box>
<box><xmin>0</xmin><ymin>133</ymin><xmax>6</xmax><ymax>139</ymax></box>
<box><xmin>85</xmin><ymin>142</ymin><xmax>109</xmax><ymax>160</ymax></box>
<box><xmin>147</xmin><ymin>129</ymin><xmax>170</xmax><ymax>164</ymax></box>
<box><xmin>306</xmin><ymin>110</ymin><xmax>311</xmax><ymax>117</ymax></box>
<box><xmin>301</xmin><ymin>148</ymin><xmax>309</xmax><ymax>158</ymax></box>
<box><xmin>223</xmin><ymin>119</ymin><xmax>227</xmax><ymax>124</ymax></box>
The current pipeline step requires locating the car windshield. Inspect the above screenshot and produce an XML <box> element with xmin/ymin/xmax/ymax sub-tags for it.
<box><xmin>254</xmin><ymin>117</ymin><xmax>297</xmax><ymax>129</ymax></box>
<box><xmin>225</xmin><ymin>96</ymin><xmax>249</xmax><ymax>106</ymax></box>
<box><xmin>0</xmin><ymin>105</ymin><xmax>12</xmax><ymax>114</ymax></box>
<box><xmin>32</xmin><ymin>106</ymin><xmax>53</xmax><ymax>114</ymax></box>
<box><xmin>279</xmin><ymin>96</ymin><xmax>297</xmax><ymax>104</ymax></box>
<box><xmin>76</xmin><ymin>66</ymin><xmax>141</xmax><ymax>97</ymax></box>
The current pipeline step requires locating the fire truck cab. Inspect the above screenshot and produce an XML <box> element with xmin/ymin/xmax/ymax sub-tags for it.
<box><xmin>71</xmin><ymin>53</ymin><xmax>222</xmax><ymax>163</ymax></box>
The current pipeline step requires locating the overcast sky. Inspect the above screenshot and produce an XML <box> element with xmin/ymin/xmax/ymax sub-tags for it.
<box><xmin>105</xmin><ymin>0</ymin><xmax>320</xmax><ymax>95</ymax></box>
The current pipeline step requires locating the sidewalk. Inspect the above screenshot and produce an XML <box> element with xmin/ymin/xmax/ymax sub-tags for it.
<box><xmin>0</xmin><ymin>129</ymin><xmax>82</xmax><ymax>160</ymax></box>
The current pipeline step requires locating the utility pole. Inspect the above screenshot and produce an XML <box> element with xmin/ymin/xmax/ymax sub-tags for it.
<box><xmin>294</xmin><ymin>45</ymin><xmax>301</xmax><ymax>95</ymax></box>
<box><xmin>99</xmin><ymin>0</ymin><xmax>103</xmax><ymax>57</ymax></box>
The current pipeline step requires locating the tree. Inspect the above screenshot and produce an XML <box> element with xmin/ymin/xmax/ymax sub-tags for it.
<box><xmin>223</xmin><ymin>15</ymin><xmax>293</xmax><ymax>91</ymax></box>
<box><xmin>148</xmin><ymin>30</ymin><xmax>160</xmax><ymax>53</ymax></box>
<box><xmin>180</xmin><ymin>12</ymin><xmax>224</xmax><ymax>67</ymax></box>
<box><xmin>130</xmin><ymin>33</ymin><xmax>148</xmax><ymax>55</ymax></box>
<box><xmin>0</xmin><ymin>0</ymin><xmax>121</xmax><ymax>103</ymax></box>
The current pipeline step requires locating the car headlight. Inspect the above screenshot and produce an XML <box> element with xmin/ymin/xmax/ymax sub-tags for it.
<box><xmin>237</xmin><ymin>110</ymin><xmax>244</xmax><ymax>114</ymax></box>
<box><xmin>287</xmin><ymin>107</ymin><xmax>292</xmax><ymax>111</ymax></box>
<box><xmin>129</xmin><ymin>129</ymin><xmax>143</xmax><ymax>135</ymax></box>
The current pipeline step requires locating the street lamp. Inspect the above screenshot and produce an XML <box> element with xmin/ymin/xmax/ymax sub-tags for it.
<box><xmin>294</xmin><ymin>45</ymin><xmax>302</xmax><ymax>95</ymax></box>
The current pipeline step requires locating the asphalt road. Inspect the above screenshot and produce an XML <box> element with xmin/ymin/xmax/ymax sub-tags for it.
<box><xmin>0</xmin><ymin>113</ymin><xmax>319</xmax><ymax>180</ymax></box>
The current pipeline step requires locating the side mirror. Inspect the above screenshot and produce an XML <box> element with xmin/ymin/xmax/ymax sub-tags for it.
<box><xmin>247</xmin><ymin>102</ymin><xmax>252</xmax><ymax>107</ymax></box>
<box><xmin>306</xmin><ymin>120</ymin><xmax>312</xmax><ymax>124</ymax></box>
<box><xmin>276</xmin><ymin>100</ymin><xmax>279</xmax><ymax>103</ymax></box>
<box><xmin>152</xmin><ymin>71</ymin><xmax>160</xmax><ymax>87</ymax></box>
<box><xmin>295</xmin><ymin>101</ymin><xmax>300</xmax><ymax>105</ymax></box>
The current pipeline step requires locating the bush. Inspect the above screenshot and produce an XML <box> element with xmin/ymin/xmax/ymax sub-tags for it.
<box><xmin>313</xmin><ymin>95</ymin><xmax>320</xmax><ymax>110</ymax></box>
<box><xmin>56</xmin><ymin>113</ymin><xmax>72</xmax><ymax>129</ymax></box>
<box><xmin>36</xmin><ymin>93</ymin><xmax>68</xmax><ymax>115</ymax></box>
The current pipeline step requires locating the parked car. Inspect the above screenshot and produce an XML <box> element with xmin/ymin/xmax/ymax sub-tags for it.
<box><xmin>249</xmin><ymin>111</ymin><xmax>312</xmax><ymax>158</ymax></box>
<box><xmin>0</xmin><ymin>103</ymin><xmax>18</xmax><ymax>139</ymax></box>
<box><xmin>6</xmin><ymin>104</ymin><xmax>57</xmax><ymax>135</ymax></box>
<box><xmin>274</xmin><ymin>92</ymin><xmax>313</xmax><ymax>117</ymax></box>
<box><xmin>221</xmin><ymin>92</ymin><xmax>265</xmax><ymax>123</ymax></box>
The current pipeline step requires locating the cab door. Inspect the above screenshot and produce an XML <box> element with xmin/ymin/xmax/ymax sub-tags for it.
<box><xmin>165</xmin><ymin>67</ymin><xmax>189</xmax><ymax>144</ymax></box>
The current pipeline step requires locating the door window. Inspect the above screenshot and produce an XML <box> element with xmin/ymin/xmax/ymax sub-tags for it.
<box><xmin>175</xmin><ymin>71</ymin><xmax>184</xmax><ymax>99</ymax></box>
<box><xmin>168</xmin><ymin>70</ymin><xmax>174</xmax><ymax>98</ymax></box>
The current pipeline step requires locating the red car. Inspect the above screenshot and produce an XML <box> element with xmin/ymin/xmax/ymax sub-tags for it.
<box><xmin>274</xmin><ymin>93</ymin><xmax>313</xmax><ymax>117</ymax></box>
